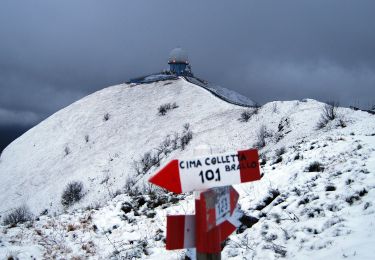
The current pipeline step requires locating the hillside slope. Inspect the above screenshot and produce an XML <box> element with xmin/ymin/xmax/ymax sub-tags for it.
<box><xmin>1</xmin><ymin>78</ymin><xmax>375</xmax><ymax>259</ymax></box>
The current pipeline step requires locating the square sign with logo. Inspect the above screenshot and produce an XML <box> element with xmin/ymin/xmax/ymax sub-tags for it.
<box><xmin>202</xmin><ymin>186</ymin><xmax>235</xmax><ymax>231</ymax></box>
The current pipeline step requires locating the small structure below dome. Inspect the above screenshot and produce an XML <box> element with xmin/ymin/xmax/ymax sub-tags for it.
<box><xmin>168</xmin><ymin>48</ymin><xmax>193</xmax><ymax>76</ymax></box>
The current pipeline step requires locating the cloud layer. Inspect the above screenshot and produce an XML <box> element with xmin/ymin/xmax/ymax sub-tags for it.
<box><xmin>1</xmin><ymin>0</ymin><xmax>375</xmax><ymax>126</ymax></box>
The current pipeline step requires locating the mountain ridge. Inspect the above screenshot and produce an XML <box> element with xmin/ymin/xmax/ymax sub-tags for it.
<box><xmin>1</xmin><ymin>78</ymin><xmax>375</xmax><ymax>259</ymax></box>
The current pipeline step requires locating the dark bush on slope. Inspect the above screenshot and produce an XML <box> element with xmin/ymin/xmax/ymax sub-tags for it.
<box><xmin>307</xmin><ymin>161</ymin><xmax>324</xmax><ymax>172</ymax></box>
<box><xmin>158</xmin><ymin>102</ymin><xmax>178</xmax><ymax>116</ymax></box>
<box><xmin>316</xmin><ymin>101</ymin><xmax>338</xmax><ymax>129</ymax></box>
<box><xmin>133</xmin><ymin>124</ymin><xmax>193</xmax><ymax>175</ymax></box>
<box><xmin>61</xmin><ymin>181</ymin><xmax>85</xmax><ymax>206</ymax></box>
<box><xmin>239</xmin><ymin>108</ymin><xmax>258</xmax><ymax>122</ymax></box>
<box><xmin>3</xmin><ymin>205</ymin><xmax>33</xmax><ymax>226</ymax></box>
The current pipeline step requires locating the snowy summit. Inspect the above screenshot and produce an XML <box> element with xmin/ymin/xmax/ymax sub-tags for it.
<box><xmin>1</xmin><ymin>77</ymin><xmax>375</xmax><ymax>259</ymax></box>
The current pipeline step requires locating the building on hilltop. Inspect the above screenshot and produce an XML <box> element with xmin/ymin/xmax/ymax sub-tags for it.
<box><xmin>168</xmin><ymin>47</ymin><xmax>193</xmax><ymax>76</ymax></box>
<box><xmin>128</xmin><ymin>47</ymin><xmax>195</xmax><ymax>84</ymax></box>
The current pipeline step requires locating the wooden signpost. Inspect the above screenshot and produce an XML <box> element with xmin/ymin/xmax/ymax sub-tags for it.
<box><xmin>148</xmin><ymin>148</ymin><xmax>261</xmax><ymax>259</ymax></box>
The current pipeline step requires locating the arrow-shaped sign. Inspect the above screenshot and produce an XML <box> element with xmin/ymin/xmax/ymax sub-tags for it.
<box><xmin>149</xmin><ymin>149</ymin><xmax>261</xmax><ymax>193</ymax></box>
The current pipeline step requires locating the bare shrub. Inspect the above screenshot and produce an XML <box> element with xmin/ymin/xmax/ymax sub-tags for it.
<box><xmin>325</xmin><ymin>185</ymin><xmax>336</xmax><ymax>191</ymax></box>
<box><xmin>124</xmin><ymin>173</ymin><xmax>140</xmax><ymax>196</ymax></box>
<box><xmin>307</xmin><ymin>161</ymin><xmax>324</xmax><ymax>172</ymax></box>
<box><xmin>239</xmin><ymin>108</ymin><xmax>258</xmax><ymax>122</ymax></box>
<box><xmin>272</xmin><ymin>103</ymin><xmax>278</xmax><ymax>113</ymax></box>
<box><xmin>254</xmin><ymin>189</ymin><xmax>280</xmax><ymax>211</ymax></box>
<box><xmin>256</xmin><ymin>125</ymin><xmax>268</xmax><ymax>148</ymax></box>
<box><xmin>133</xmin><ymin>124</ymin><xmax>193</xmax><ymax>175</ymax></box>
<box><xmin>263</xmin><ymin>243</ymin><xmax>287</xmax><ymax>257</ymax></box>
<box><xmin>275</xmin><ymin>146</ymin><xmax>286</xmax><ymax>157</ymax></box>
<box><xmin>337</xmin><ymin>116</ymin><xmax>347</xmax><ymax>128</ymax></box>
<box><xmin>317</xmin><ymin>101</ymin><xmax>338</xmax><ymax>129</ymax></box>
<box><xmin>3</xmin><ymin>205</ymin><xmax>33</xmax><ymax>226</ymax></box>
<box><xmin>103</xmin><ymin>113</ymin><xmax>110</xmax><ymax>121</ymax></box>
<box><xmin>158</xmin><ymin>105</ymin><xmax>168</xmax><ymax>116</ymax></box>
<box><xmin>274</xmin><ymin>147</ymin><xmax>286</xmax><ymax>163</ymax></box>
<box><xmin>61</xmin><ymin>181</ymin><xmax>85</xmax><ymax>206</ymax></box>
<box><xmin>180</xmin><ymin>123</ymin><xmax>193</xmax><ymax>150</ymax></box>
<box><xmin>64</xmin><ymin>146</ymin><xmax>71</xmax><ymax>156</ymax></box>
<box><xmin>133</xmin><ymin>151</ymin><xmax>161</xmax><ymax>176</ymax></box>
<box><xmin>84</xmin><ymin>135</ymin><xmax>89</xmax><ymax>143</ymax></box>
<box><xmin>239</xmin><ymin>111</ymin><xmax>252</xmax><ymax>122</ymax></box>
<box><xmin>158</xmin><ymin>102</ymin><xmax>178</xmax><ymax>116</ymax></box>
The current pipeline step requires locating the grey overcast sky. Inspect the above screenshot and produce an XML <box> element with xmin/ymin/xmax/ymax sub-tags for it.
<box><xmin>1</xmin><ymin>0</ymin><xmax>375</xmax><ymax>129</ymax></box>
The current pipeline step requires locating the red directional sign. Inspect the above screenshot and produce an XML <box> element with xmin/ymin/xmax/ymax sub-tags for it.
<box><xmin>149</xmin><ymin>149</ymin><xmax>260</xmax><ymax>193</ymax></box>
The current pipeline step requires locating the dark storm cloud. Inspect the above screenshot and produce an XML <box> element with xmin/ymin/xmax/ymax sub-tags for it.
<box><xmin>1</xmin><ymin>0</ymin><xmax>375</xmax><ymax>129</ymax></box>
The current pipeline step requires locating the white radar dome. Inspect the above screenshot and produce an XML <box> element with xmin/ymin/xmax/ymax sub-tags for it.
<box><xmin>168</xmin><ymin>48</ymin><xmax>189</xmax><ymax>64</ymax></box>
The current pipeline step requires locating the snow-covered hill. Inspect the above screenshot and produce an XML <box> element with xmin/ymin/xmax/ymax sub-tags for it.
<box><xmin>1</xmin><ymin>77</ymin><xmax>375</xmax><ymax>259</ymax></box>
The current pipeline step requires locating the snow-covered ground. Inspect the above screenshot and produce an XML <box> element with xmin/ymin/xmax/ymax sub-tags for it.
<box><xmin>1</xmin><ymin>77</ymin><xmax>375</xmax><ymax>259</ymax></box>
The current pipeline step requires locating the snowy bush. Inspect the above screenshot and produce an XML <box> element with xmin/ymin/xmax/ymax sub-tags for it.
<box><xmin>254</xmin><ymin>189</ymin><xmax>280</xmax><ymax>211</ymax></box>
<box><xmin>239</xmin><ymin>110</ymin><xmax>252</xmax><ymax>122</ymax></box>
<box><xmin>256</xmin><ymin>125</ymin><xmax>268</xmax><ymax>148</ymax></box>
<box><xmin>133</xmin><ymin>124</ymin><xmax>193</xmax><ymax>175</ymax></box>
<box><xmin>337</xmin><ymin>116</ymin><xmax>347</xmax><ymax>128</ymax></box>
<box><xmin>124</xmin><ymin>174</ymin><xmax>140</xmax><ymax>196</ymax></box>
<box><xmin>2</xmin><ymin>205</ymin><xmax>33</xmax><ymax>226</ymax></box>
<box><xmin>275</xmin><ymin>146</ymin><xmax>286</xmax><ymax>157</ymax></box>
<box><xmin>237</xmin><ymin>214</ymin><xmax>259</xmax><ymax>233</ymax></box>
<box><xmin>307</xmin><ymin>161</ymin><xmax>324</xmax><ymax>172</ymax></box>
<box><xmin>134</xmin><ymin>152</ymin><xmax>161</xmax><ymax>176</ymax></box>
<box><xmin>272</xmin><ymin>103</ymin><xmax>278</xmax><ymax>113</ymax></box>
<box><xmin>180</xmin><ymin>123</ymin><xmax>193</xmax><ymax>150</ymax></box>
<box><xmin>64</xmin><ymin>146</ymin><xmax>71</xmax><ymax>156</ymax></box>
<box><xmin>316</xmin><ymin>101</ymin><xmax>338</xmax><ymax>129</ymax></box>
<box><xmin>158</xmin><ymin>102</ymin><xmax>178</xmax><ymax>116</ymax></box>
<box><xmin>239</xmin><ymin>108</ymin><xmax>258</xmax><ymax>122</ymax></box>
<box><xmin>273</xmin><ymin>147</ymin><xmax>286</xmax><ymax>163</ymax></box>
<box><xmin>103</xmin><ymin>113</ymin><xmax>110</xmax><ymax>121</ymax></box>
<box><xmin>325</xmin><ymin>185</ymin><xmax>336</xmax><ymax>191</ymax></box>
<box><xmin>61</xmin><ymin>181</ymin><xmax>85</xmax><ymax>206</ymax></box>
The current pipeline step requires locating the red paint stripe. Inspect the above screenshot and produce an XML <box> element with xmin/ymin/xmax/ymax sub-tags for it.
<box><xmin>219</xmin><ymin>220</ymin><xmax>236</xmax><ymax>242</ymax></box>
<box><xmin>230</xmin><ymin>186</ymin><xmax>239</xmax><ymax>215</ymax></box>
<box><xmin>196</xmin><ymin>196</ymin><xmax>222</xmax><ymax>254</ymax></box>
<box><xmin>166</xmin><ymin>215</ymin><xmax>185</xmax><ymax>250</ymax></box>
<box><xmin>237</xmin><ymin>149</ymin><xmax>261</xmax><ymax>183</ymax></box>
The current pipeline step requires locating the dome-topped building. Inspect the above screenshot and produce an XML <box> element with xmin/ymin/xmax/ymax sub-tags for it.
<box><xmin>168</xmin><ymin>47</ymin><xmax>192</xmax><ymax>76</ymax></box>
<box><xmin>168</xmin><ymin>47</ymin><xmax>189</xmax><ymax>64</ymax></box>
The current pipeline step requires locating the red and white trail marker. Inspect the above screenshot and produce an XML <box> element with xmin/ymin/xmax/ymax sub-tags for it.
<box><xmin>149</xmin><ymin>149</ymin><xmax>261</xmax><ymax>193</ymax></box>
<box><xmin>166</xmin><ymin>215</ymin><xmax>195</xmax><ymax>250</ymax></box>
<box><xmin>201</xmin><ymin>186</ymin><xmax>239</xmax><ymax>231</ymax></box>
<box><xmin>166</xmin><ymin>210</ymin><xmax>240</xmax><ymax>250</ymax></box>
<box><xmin>195</xmin><ymin>188</ymin><xmax>240</xmax><ymax>254</ymax></box>
<box><xmin>150</xmin><ymin>148</ymin><xmax>262</xmax><ymax>255</ymax></box>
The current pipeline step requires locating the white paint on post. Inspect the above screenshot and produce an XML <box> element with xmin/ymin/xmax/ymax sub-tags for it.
<box><xmin>183</xmin><ymin>215</ymin><xmax>196</xmax><ymax>248</ymax></box>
